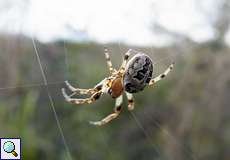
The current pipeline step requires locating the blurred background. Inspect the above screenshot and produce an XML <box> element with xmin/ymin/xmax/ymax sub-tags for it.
<box><xmin>0</xmin><ymin>0</ymin><xmax>230</xmax><ymax>160</ymax></box>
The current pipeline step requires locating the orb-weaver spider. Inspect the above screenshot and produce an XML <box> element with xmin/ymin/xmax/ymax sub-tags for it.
<box><xmin>62</xmin><ymin>48</ymin><xmax>174</xmax><ymax>126</ymax></box>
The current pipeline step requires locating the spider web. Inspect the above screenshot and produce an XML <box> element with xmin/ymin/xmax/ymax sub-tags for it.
<box><xmin>0</xmin><ymin>37</ymin><xmax>196</xmax><ymax>160</ymax></box>
<box><xmin>0</xmin><ymin>10</ymin><xmax>197</xmax><ymax>160</ymax></box>
<box><xmin>63</xmin><ymin>39</ymin><xmax>196</xmax><ymax>160</ymax></box>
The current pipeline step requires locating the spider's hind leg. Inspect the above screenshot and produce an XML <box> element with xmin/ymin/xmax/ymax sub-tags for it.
<box><xmin>126</xmin><ymin>92</ymin><xmax>135</xmax><ymax>111</ymax></box>
<box><xmin>89</xmin><ymin>95</ymin><xmax>123</xmax><ymax>126</ymax></box>
<box><xmin>148</xmin><ymin>63</ymin><xmax>174</xmax><ymax>86</ymax></box>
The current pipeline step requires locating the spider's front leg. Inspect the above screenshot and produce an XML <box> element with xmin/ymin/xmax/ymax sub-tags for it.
<box><xmin>62</xmin><ymin>88</ymin><xmax>103</xmax><ymax>105</ymax></box>
<box><xmin>63</xmin><ymin>78</ymin><xmax>107</xmax><ymax>97</ymax></box>
<box><xmin>62</xmin><ymin>78</ymin><xmax>110</xmax><ymax>105</ymax></box>
<box><xmin>148</xmin><ymin>63</ymin><xmax>174</xmax><ymax>86</ymax></box>
<box><xmin>89</xmin><ymin>95</ymin><xmax>123</xmax><ymax>126</ymax></box>
<box><xmin>64</xmin><ymin>81</ymin><xmax>99</xmax><ymax>95</ymax></box>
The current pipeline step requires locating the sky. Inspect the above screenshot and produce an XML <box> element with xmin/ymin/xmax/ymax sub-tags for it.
<box><xmin>0</xmin><ymin>0</ymin><xmax>225</xmax><ymax>46</ymax></box>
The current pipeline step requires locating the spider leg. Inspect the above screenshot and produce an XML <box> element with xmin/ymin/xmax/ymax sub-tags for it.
<box><xmin>119</xmin><ymin>49</ymin><xmax>132</xmax><ymax>72</ymax></box>
<box><xmin>104</xmin><ymin>47</ymin><xmax>116</xmax><ymax>74</ymax></box>
<box><xmin>62</xmin><ymin>88</ymin><xmax>102</xmax><ymax>105</ymax></box>
<box><xmin>89</xmin><ymin>95</ymin><xmax>123</xmax><ymax>126</ymax></box>
<box><xmin>149</xmin><ymin>63</ymin><xmax>174</xmax><ymax>86</ymax></box>
<box><xmin>125</xmin><ymin>92</ymin><xmax>135</xmax><ymax>110</ymax></box>
<box><xmin>64</xmin><ymin>81</ymin><xmax>98</xmax><ymax>95</ymax></box>
<box><xmin>63</xmin><ymin>79</ymin><xmax>107</xmax><ymax>97</ymax></box>
<box><xmin>119</xmin><ymin>49</ymin><xmax>140</xmax><ymax>72</ymax></box>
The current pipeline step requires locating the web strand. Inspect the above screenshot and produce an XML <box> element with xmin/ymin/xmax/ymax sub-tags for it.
<box><xmin>148</xmin><ymin>44</ymin><xmax>196</xmax><ymax>159</ymax></box>
<box><xmin>64</xmin><ymin>40</ymin><xmax>70</xmax><ymax>80</ymax></box>
<box><xmin>96</xmin><ymin>127</ymin><xmax>113</xmax><ymax>159</ymax></box>
<box><xmin>129</xmin><ymin>111</ymin><xmax>162</xmax><ymax>157</ymax></box>
<box><xmin>123</xmin><ymin>41</ymin><xmax>192</xmax><ymax>159</ymax></box>
<box><xmin>118</xmin><ymin>42</ymin><xmax>163</xmax><ymax>158</ymax></box>
<box><xmin>142</xmin><ymin>110</ymin><xmax>197</xmax><ymax>160</ymax></box>
<box><xmin>32</xmin><ymin>37</ymin><xmax>72</xmax><ymax>160</ymax></box>
<box><xmin>0</xmin><ymin>81</ymin><xmax>64</xmax><ymax>91</ymax></box>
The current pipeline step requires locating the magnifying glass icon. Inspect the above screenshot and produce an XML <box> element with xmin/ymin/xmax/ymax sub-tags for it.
<box><xmin>3</xmin><ymin>141</ymin><xmax>18</xmax><ymax>157</ymax></box>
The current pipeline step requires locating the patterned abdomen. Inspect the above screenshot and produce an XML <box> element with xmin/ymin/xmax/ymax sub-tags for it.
<box><xmin>123</xmin><ymin>53</ymin><xmax>153</xmax><ymax>93</ymax></box>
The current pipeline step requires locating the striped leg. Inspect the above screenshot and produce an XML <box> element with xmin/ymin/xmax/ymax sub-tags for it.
<box><xmin>64</xmin><ymin>81</ymin><xmax>98</xmax><ymax>95</ymax></box>
<box><xmin>149</xmin><ymin>63</ymin><xmax>174</xmax><ymax>86</ymax></box>
<box><xmin>119</xmin><ymin>49</ymin><xmax>133</xmax><ymax>71</ymax></box>
<box><xmin>62</xmin><ymin>88</ymin><xmax>102</xmax><ymax>105</ymax></box>
<box><xmin>126</xmin><ymin>92</ymin><xmax>135</xmax><ymax>110</ymax></box>
<box><xmin>104</xmin><ymin>47</ymin><xmax>116</xmax><ymax>74</ymax></box>
<box><xmin>89</xmin><ymin>95</ymin><xmax>123</xmax><ymax>126</ymax></box>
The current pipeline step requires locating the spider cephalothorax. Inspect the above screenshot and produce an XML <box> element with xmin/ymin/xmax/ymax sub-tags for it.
<box><xmin>62</xmin><ymin>48</ymin><xmax>174</xmax><ymax>126</ymax></box>
<box><xmin>109</xmin><ymin>77</ymin><xmax>123</xmax><ymax>98</ymax></box>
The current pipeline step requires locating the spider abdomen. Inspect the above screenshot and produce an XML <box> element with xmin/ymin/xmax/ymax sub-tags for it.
<box><xmin>123</xmin><ymin>53</ymin><xmax>153</xmax><ymax>93</ymax></box>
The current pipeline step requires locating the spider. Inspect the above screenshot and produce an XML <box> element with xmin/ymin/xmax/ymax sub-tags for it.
<box><xmin>62</xmin><ymin>48</ymin><xmax>174</xmax><ymax>126</ymax></box>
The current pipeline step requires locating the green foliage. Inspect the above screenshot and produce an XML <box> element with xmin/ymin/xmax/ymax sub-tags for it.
<box><xmin>0</xmin><ymin>36</ymin><xmax>229</xmax><ymax>160</ymax></box>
